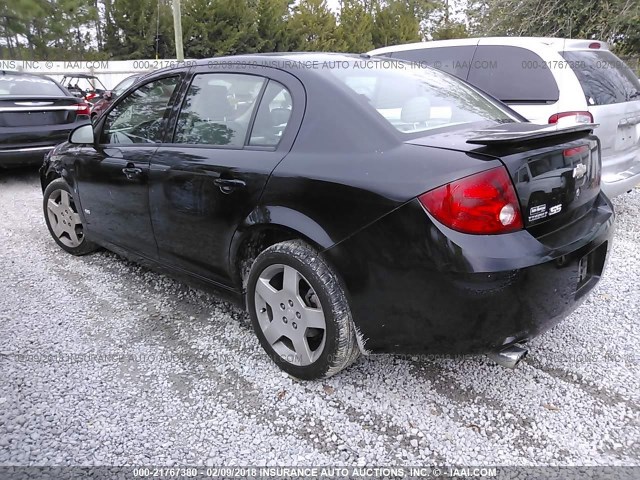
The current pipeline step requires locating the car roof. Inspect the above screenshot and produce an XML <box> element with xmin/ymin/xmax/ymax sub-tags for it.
<box><xmin>149</xmin><ymin>52</ymin><xmax>371</xmax><ymax>76</ymax></box>
<box><xmin>368</xmin><ymin>37</ymin><xmax>610</xmax><ymax>55</ymax></box>
<box><xmin>140</xmin><ymin>52</ymin><xmax>382</xmax><ymax>87</ymax></box>
<box><xmin>204</xmin><ymin>52</ymin><xmax>366</xmax><ymax>65</ymax></box>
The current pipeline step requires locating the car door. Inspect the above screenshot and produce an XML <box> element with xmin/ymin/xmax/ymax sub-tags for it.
<box><xmin>148</xmin><ymin>66</ymin><xmax>304</xmax><ymax>287</ymax></box>
<box><xmin>74</xmin><ymin>74</ymin><xmax>182</xmax><ymax>256</ymax></box>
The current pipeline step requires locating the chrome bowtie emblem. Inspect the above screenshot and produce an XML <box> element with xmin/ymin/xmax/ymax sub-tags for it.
<box><xmin>573</xmin><ymin>163</ymin><xmax>587</xmax><ymax>179</ymax></box>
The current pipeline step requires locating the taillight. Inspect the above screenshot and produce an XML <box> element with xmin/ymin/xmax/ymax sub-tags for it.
<box><xmin>548</xmin><ymin>111</ymin><xmax>593</xmax><ymax>125</ymax></box>
<box><xmin>85</xmin><ymin>92</ymin><xmax>97</xmax><ymax>101</ymax></box>
<box><xmin>418</xmin><ymin>167</ymin><xmax>523</xmax><ymax>235</ymax></box>
<box><xmin>76</xmin><ymin>102</ymin><xmax>91</xmax><ymax>116</ymax></box>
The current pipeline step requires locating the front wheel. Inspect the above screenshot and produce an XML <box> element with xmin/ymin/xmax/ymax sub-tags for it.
<box><xmin>43</xmin><ymin>179</ymin><xmax>99</xmax><ymax>255</ymax></box>
<box><xmin>246</xmin><ymin>240</ymin><xmax>360</xmax><ymax>380</ymax></box>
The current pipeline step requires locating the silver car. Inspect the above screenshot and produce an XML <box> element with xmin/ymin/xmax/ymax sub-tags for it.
<box><xmin>369</xmin><ymin>37</ymin><xmax>640</xmax><ymax>197</ymax></box>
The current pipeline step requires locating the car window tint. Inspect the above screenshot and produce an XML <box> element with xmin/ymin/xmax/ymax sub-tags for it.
<box><xmin>331</xmin><ymin>62</ymin><xmax>517</xmax><ymax>135</ymax></box>
<box><xmin>0</xmin><ymin>75</ymin><xmax>63</xmax><ymax>96</ymax></box>
<box><xmin>390</xmin><ymin>46</ymin><xmax>476</xmax><ymax>80</ymax></box>
<box><xmin>560</xmin><ymin>50</ymin><xmax>640</xmax><ymax>105</ymax></box>
<box><xmin>468</xmin><ymin>46</ymin><xmax>560</xmax><ymax>103</ymax></box>
<box><xmin>249</xmin><ymin>81</ymin><xmax>292</xmax><ymax>147</ymax></box>
<box><xmin>101</xmin><ymin>76</ymin><xmax>179</xmax><ymax>144</ymax></box>
<box><xmin>174</xmin><ymin>73</ymin><xmax>265</xmax><ymax>146</ymax></box>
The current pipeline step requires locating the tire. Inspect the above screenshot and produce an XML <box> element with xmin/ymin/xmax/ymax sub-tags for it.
<box><xmin>247</xmin><ymin>240</ymin><xmax>360</xmax><ymax>380</ymax></box>
<box><xmin>43</xmin><ymin>179</ymin><xmax>99</xmax><ymax>256</ymax></box>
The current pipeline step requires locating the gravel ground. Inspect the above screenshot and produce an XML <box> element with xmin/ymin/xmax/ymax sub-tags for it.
<box><xmin>0</xmin><ymin>168</ymin><xmax>638</xmax><ymax>467</ymax></box>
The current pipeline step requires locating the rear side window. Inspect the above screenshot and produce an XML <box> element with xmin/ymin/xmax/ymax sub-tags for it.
<box><xmin>249</xmin><ymin>81</ymin><xmax>292</xmax><ymax>147</ymax></box>
<box><xmin>0</xmin><ymin>75</ymin><xmax>63</xmax><ymax>96</ymax></box>
<box><xmin>560</xmin><ymin>50</ymin><xmax>640</xmax><ymax>105</ymax></box>
<box><xmin>390</xmin><ymin>46</ymin><xmax>476</xmax><ymax>80</ymax></box>
<box><xmin>468</xmin><ymin>46</ymin><xmax>560</xmax><ymax>103</ymax></box>
<box><xmin>174</xmin><ymin>73</ymin><xmax>266</xmax><ymax>146</ymax></box>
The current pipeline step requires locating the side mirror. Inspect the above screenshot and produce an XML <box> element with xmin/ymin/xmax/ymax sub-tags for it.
<box><xmin>69</xmin><ymin>124</ymin><xmax>95</xmax><ymax>145</ymax></box>
<box><xmin>103</xmin><ymin>91</ymin><xmax>113</xmax><ymax>100</ymax></box>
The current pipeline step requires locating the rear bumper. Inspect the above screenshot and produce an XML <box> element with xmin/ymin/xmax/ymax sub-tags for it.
<box><xmin>0</xmin><ymin>120</ymin><xmax>87</xmax><ymax>168</ymax></box>
<box><xmin>324</xmin><ymin>193</ymin><xmax>615</xmax><ymax>354</ymax></box>
<box><xmin>0</xmin><ymin>145</ymin><xmax>55</xmax><ymax>168</ymax></box>
<box><xmin>601</xmin><ymin>147</ymin><xmax>640</xmax><ymax>197</ymax></box>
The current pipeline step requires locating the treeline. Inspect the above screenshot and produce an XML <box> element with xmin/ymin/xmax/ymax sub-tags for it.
<box><xmin>0</xmin><ymin>0</ymin><xmax>638</xmax><ymax>61</ymax></box>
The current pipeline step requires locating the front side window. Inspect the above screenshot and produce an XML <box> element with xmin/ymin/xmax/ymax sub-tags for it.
<box><xmin>330</xmin><ymin>61</ymin><xmax>516</xmax><ymax>135</ymax></box>
<box><xmin>174</xmin><ymin>73</ymin><xmax>266</xmax><ymax>146</ymax></box>
<box><xmin>101</xmin><ymin>76</ymin><xmax>179</xmax><ymax>144</ymax></box>
<box><xmin>113</xmin><ymin>76</ymin><xmax>139</xmax><ymax>96</ymax></box>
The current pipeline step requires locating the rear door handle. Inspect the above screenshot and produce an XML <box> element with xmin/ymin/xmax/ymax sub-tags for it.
<box><xmin>122</xmin><ymin>166</ymin><xmax>142</xmax><ymax>180</ymax></box>
<box><xmin>213</xmin><ymin>178</ymin><xmax>246</xmax><ymax>193</ymax></box>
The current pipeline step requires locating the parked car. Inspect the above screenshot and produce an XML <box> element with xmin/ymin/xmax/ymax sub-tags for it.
<box><xmin>0</xmin><ymin>71</ymin><xmax>91</xmax><ymax>168</ymax></box>
<box><xmin>40</xmin><ymin>54</ymin><xmax>614</xmax><ymax>379</ymax></box>
<box><xmin>60</xmin><ymin>73</ymin><xmax>108</xmax><ymax>105</ymax></box>
<box><xmin>90</xmin><ymin>73</ymin><xmax>143</xmax><ymax>123</ymax></box>
<box><xmin>369</xmin><ymin>38</ymin><xmax>640</xmax><ymax>198</ymax></box>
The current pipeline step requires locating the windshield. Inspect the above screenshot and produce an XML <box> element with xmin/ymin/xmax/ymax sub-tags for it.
<box><xmin>0</xmin><ymin>75</ymin><xmax>64</xmax><ymax>96</ymax></box>
<box><xmin>561</xmin><ymin>50</ymin><xmax>640</xmax><ymax>105</ymax></box>
<box><xmin>329</xmin><ymin>61</ymin><xmax>517</xmax><ymax>134</ymax></box>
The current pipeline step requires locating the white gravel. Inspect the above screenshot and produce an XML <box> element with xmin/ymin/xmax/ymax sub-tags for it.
<box><xmin>0</xmin><ymin>169</ymin><xmax>638</xmax><ymax>466</ymax></box>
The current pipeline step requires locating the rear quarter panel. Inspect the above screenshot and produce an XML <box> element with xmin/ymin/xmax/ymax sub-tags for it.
<box><xmin>260</xmin><ymin>143</ymin><xmax>502</xmax><ymax>249</ymax></box>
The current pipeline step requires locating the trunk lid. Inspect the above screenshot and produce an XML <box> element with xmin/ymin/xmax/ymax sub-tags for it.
<box><xmin>406</xmin><ymin>122</ymin><xmax>601</xmax><ymax>236</ymax></box>
<box><xmin>0</xmin><ymin>96</ymin><xmax>84</xmax><ymax>128</ymax></box>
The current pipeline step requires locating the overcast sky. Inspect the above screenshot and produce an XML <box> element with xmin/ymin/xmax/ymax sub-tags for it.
<box><xmin>326</xmin><ymin>0</ymin><xmax>340</xmax><ymax>11</ymax></box>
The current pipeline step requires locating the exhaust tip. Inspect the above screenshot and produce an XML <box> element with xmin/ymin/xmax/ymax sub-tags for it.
<box><xmin>487</xmin><ymin>343</ymin><xmax>528</xmax><ymax>369</ymax></box>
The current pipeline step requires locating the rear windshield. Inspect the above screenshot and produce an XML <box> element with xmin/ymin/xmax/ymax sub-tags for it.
<box><xmin>0</xmin><ymin>75</ymin><xmax>64</xmax><ymax>96</ymax></box>
<box><xmin>561</xmin><ymin>50</ymin><xmax>640</xmax><ymax>105</ymax></box>
<box><xmin>330</xmin><ymin>62</ymin><xmax>517</xmax><ymax>134</ymax></box>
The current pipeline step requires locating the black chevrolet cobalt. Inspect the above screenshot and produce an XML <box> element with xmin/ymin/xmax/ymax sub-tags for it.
<box><xmin>40</xmin><ymin>54</ymin><xmax>614</xmax><ymax>379</ymax></box>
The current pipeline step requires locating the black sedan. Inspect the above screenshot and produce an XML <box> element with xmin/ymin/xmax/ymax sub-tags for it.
<box><xmin>40</xmin><ymin>54</ymin><xmax>614</xmax><ymax>379</ymax></box>
<box><xmin>0</xmin><ymin>71</ymin><xmax>91</xmax><ymax>168</ymax></box>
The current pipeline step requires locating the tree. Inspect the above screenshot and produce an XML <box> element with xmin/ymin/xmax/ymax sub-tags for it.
<box><xmin>256</xmin><ymin>0</ymin><xmax>294</xmax><ymax>52</ymax></box>
<box><xmin>468</xmin><ymin>0</ymin><xmax>640</xmax><ymax>55</ymax></box>
<box><xmin>430</xmin><ymin>0</ymin><xmax>468</xmax><ymax>40</ymax></box>
<box><xmin>182</xmin><ymin>0</ymin><xmax>260</xmax><ymax>57</ymax></box>
<box><xmin>337</xmin><ymin>0</ymin><xmax>375</xmax><ymax>52</ymax></box>
<box><xmin>288</xmin><ymin>0</ymin><xmax>344</xmax><ymax>51</ymax></box>
<box><xmin>371</xmin><ymin>0</ymin><xmax>425</xmax><ymax>48</ymax></box>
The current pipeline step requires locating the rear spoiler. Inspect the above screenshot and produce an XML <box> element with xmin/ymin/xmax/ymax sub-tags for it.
<box><xmin>466</xmin><ymin>123</ymin><xmax>598</xmax><ymax>145</ymax></box>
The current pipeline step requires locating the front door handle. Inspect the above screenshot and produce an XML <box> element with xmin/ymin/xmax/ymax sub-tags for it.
<box><xmin>213</xmin><ymin>178</ymin><xmax>246</xmax><ymax>193</ymax></box>
<box><xmin>122</xmin><ymin>166</ymin><xmax>142</xmax><ymax>180</ymax></box>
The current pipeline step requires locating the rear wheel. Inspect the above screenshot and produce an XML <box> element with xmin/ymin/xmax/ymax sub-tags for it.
<box><xmin>43</xmin><ymin>179</ymin><xmax>99</xmax><ymax>255</ymax></box>
<box><xmin>247</xmin><ymin>240</ymin><xmax>360</xmax><ymax>380</ymax></box>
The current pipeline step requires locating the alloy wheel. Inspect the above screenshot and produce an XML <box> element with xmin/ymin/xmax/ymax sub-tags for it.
<box><xmin>46</xmin><ymin>189</ymin><xmax>84</xmax><ymax>248</ymax></box>
<box><xmin>254</xmin><ymin>263</ymin><xmax>327</xmax><ymax>366</ymax></box>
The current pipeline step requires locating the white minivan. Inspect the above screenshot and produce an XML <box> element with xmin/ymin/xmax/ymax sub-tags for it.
<box><xmin>369</xmin><ymin>38</ymin><xmax>640</xmax><ymax>197</ymax></box>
